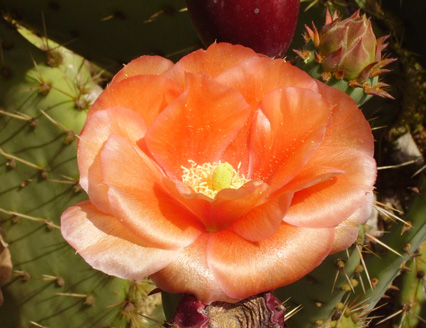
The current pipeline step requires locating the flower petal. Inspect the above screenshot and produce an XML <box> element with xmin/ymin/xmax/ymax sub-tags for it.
<box><xmin>217</xmin><ymin>58</ymin><xmax>321</xmax><ymax>173</ymax></box>
<box><xmin>89</xmin><ymin>75</ymin><xmax>182</xmax><ymax>127</ymax></box>
<box><xmin>216</xmin><ymin>57</ymin><xmax>319</xmax><ymax>109</ymax></box>
<box><xmin>145</xmin><ymin>73</ymin><xmax>251</xmax><ymax>178</ymax></box>
<box><xmin>78</xmin><ymin>107</ymin><xmax>147</xmax><ymax>212</ymax></box>
<box><xmin>283</xmin><ymin>165</ymin><xmax>346</xmax><ymax>193</ymax></box>
<box><xmin>249</xmin><ymin>88</ymin><xmax>331</xmax><ymax>191</ymax></box>
<box><xmin>151</xmin><ymin>233</ymin><xmax>236</xmax><ymax>304</ymax></box>
<box><xmin>229</xmin><ymin>191</ymin><xmax>294</xmax><ymax>242</ymax></box>
<box><xmin>61</xmin><ymin>200</ymin><xmax>179</xmax><ymax>280</ymax></box>
<box><xmin>208</xmin><ymin>180</ymin><xmax>269</xmax><ymax>231</ymax></box>
<box><xmin>111</xmin><ymin>56</ymin><xmax>174</xmax><ymax>84</ymax></box>
<box><xmin>330</xmin><ymin>191</ymin><xmax>374</xmax><ymax>253</ymax></box>
<box><xmin>87</xmin><ymin>148</ymin><xmax>111</xmax><ymax>213</ymax></box>
<box><xmin>315</xmin><ymin>80</ymin><xmax>374</xmax><ymax>156</ymax></box>
<box><xmin>207</xmin><ymin>224</ymin><xmax>335</xmax><ymax>300</ymax></box>
<box><xmin>100</xmin><ymin>134</ymin><xmax>204</xmax><ymax>250</ymax></box>
<box><xmin>79</xmin><ymin>107</ymin><xmax>147</xmax><ymax>189</ymax></box>
<box><xmin>283</xmin><ymin>150</ymin><xmax>376</xmax><ymax>228</ymax></box>
<box><xmin>162</xmin><ymin>178</ymin><xmax>270</xmax><ymax>232</ymax></box>
<box><xmin>165</xmin><ymin>42</ymin><xmax>259</xmax><ymax>88</ymax></box>
<box><xmin>282</xmin><ymin>83</ymin><xmax>376</xmax><ymax>229</ymax></box>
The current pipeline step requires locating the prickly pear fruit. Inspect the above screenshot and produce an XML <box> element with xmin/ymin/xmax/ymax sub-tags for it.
<box><xmin>185</xmin><ymin>0</ymin><xmax>300</xmax><ymax>57</ymax></box>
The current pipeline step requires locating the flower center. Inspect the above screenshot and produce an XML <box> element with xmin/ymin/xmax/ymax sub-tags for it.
<box><xmin>181</xmin><ymin>160</ymin><xmax>250</xmax><ymax>198</ymax></box>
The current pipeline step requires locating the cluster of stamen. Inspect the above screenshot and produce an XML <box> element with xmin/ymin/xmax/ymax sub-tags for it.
<box><xmin>181</xmin><ymin>160</ymin><xmax>250</xmax><ymax>199</ymax></box>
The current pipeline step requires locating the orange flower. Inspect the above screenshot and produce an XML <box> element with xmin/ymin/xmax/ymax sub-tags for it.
<box><xmin>61</xmin><ymin>43</ymin><xmax>376</xmax><ymax>304</ymax></box>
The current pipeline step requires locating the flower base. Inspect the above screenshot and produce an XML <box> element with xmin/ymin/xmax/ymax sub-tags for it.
<box><xmin>171</xmin><ymin>292</ymin><xmax>285</xmax><ymax>328</ymax></box>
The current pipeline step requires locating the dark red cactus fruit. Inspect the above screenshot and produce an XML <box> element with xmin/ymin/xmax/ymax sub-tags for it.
<box><xmin>185</xmin><ymin>0</ymin><xmax>300</xmax><ymax>57</ymax></box>
<box><xmin>171</xmin><ymin>294</ymin><xmax>210</xmax><ymax>328</ymax></box>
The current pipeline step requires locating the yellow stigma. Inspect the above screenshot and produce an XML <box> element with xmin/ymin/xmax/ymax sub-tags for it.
<box><xmin>181</xmin><ymin>160</ymin><xmax>250</xmax><ymax>198</ymax></box>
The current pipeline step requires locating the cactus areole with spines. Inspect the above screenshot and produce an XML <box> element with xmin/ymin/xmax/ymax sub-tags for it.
<box><xmin>185</xmin><ymin>0</ymin><xmax>300</xmax><ymax>57</ymax></box>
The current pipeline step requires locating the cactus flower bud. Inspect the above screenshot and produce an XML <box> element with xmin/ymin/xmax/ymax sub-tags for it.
<box><xmin>319</xmin><ymin>11</ymin><xmax>377</xmax><ymax>80</ymax></box>
<box><xmin>295</xmin><ymin>10</ymin><xmax>397</xmax><ymax>103</ymax></box>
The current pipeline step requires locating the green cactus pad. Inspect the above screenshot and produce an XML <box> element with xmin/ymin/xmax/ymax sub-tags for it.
<box><xmin>275</xmin><ymin>242</ymin><xmax>364</xmax><ymax>328</ymax></box>
<box><xmin>1</xmin><ymin>0</ymin><xmax>201</xmax><ymax>73</ymax></box>
<box><xmin>0</xmin><ymin>20</ymin><xmax>163</xmax><ymax>327</ymax></box>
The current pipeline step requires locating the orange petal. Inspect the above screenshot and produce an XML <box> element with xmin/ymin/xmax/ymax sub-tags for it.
<box><xmin>111</xmin><ymin>55</ymin><xmax>174</xmax><ymax>84</ymax></box>
<box><xmin>61</xmin><ymin>200</ymin><xmax>179</xmax><ymax>280</ymax></box>
<box><xmin>208</xmin><ymin>180</ymin><xmax>269</xmax><ymax>231</ymax></box>
<box><xmin>219</xmin><ymin>122</ymin><xmax>253</xmax><ymax>175</ymax></box>
<box><xmin>281</xmin><ymin>83</ymin><xmax>376</xmax><ymax>229</ymax></box>
<box><xmin>165</xmin><ymin>42</ymin><xmax>259</xmax><ymax>88</ymax></box>
<box><xmin>282</xmin><ymin>165</ymin><xmax>346</xmax><ymax>193</ymax></box>
<box><xmin>78</xmin><ymin>107</ymin><xmax>147</xmax><ymax>212</ymax></box>
<box><xmin>229</xmin><ymin>191</ymin><xmax>294</xmax><ymax>242</ymax></box>
<box><xmin>330</xmin><ymin>191</ymin><xmax>374</xmax><ymax>253</ymax></box>
<box><xmin>89</xmin><ymin>75</ymin><xmax>182</xmax><ymax>127</ymax></box>
<box><xmin>216</xmin><ymin>57</ymin><xmax>319</xmax><ymax>109</ymax></box>
<box><xmin>151</xmin><ymin>233</ymin><xmax>237</xmax><ymax>304</ymax></box>
<box><xmin>163</xmin><ymin>178</ymin><xmax>270</xmax><ymax>232</ymax></box>
<box><xmin>218</xmin><ymin>59</ymin><xmax>321</xmax><ymax>174</ymax></box>
<box><xmin>249</xmin><ymin>88</ymin><xmax>331</xmax><ymax>191</ymax></box>
<box><xmin>145</xmin><ymin>73</ymin><xmax>250</xmax><ymax>178</ymax></box>
<box><xmin>315</xmin><ymin>80</ymin><xmax>375</xmax><ymax>156</ymax></box>
<box><xmin>283</xmin><ymin>150</ymin><xmax>376</xmax><ymax>228</ymax></box>
<box><xmin>100</xmin><ymin>134</ymin><xmax>204</xmax><ymax>250</ymax></box>
<box><xmin>207</xmin><ymin>224</ymin><xmax>335</xmax><ymax>299</ymax></box>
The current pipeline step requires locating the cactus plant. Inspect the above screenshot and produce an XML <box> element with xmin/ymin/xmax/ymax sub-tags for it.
<box><xmin>0</xmin><ymin>18</ymin><xmax>164</xmax><ymax>327</ymax></box>
<box><xmin>395</xmin><ymin>240</ymin><xmax>426</xmax><ymax>328</ymax></box>
<box><xmin>0</xmin><ymin>0</ymin><xmax>200</xmax><ymax>73</ymax></box>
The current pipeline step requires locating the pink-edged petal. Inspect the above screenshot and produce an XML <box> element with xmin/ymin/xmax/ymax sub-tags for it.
<box><xmin>216</xmin><ymin>57</ymin><xmax>319</xmax><ymax>109</ymax></box>
<box><xmin>79</xmin><ymin>107</ymin><xmax>146</xmax><ymax>190</ymax></box>
<box><xmin>61</xmin><ymin>200</ymin><xmax>179</xmax><ymax>280</ymax></box>
<box><xmin>207</xmin><ymin>224</ymin><xmax>335</xmax><ymax>300</ymax></box>
<box><xmin>284</xmin><ymin>150</ymin><xmax>376</xmax><ymax>228</ymax></box>
<box><xmin>145</xmin><ymin>73</ymin><xmax>251</xmax><ymax>178</ymax></box>
<box><xmin>89</xmin><ymin>75</ymin><xmax>182</xmax><ymax>127</ymax></box>
<box><xmin>111</xmin><ymin>55</ymin><xmax>174</xmax><ymax>84</ymax></box>
<box><xmin>100</xmin><ymin>135</ymin><xmax>204</xmax><ymax>250</ymax></box>
<box><xmin>100</xmin><ymin>134</ymin><xmax>162</xmax><ymax>188</ymax></box>
<box><xmin>249</xmin><ymin>88</ymin><xmax>331</xmax><ymax>191</ymax></box>
<box><xmin>165</xmin><ymin>42</ymin><xmax>259</xmax><ymax>88</ymax></box>
<box><xmin>78</xmin><ymin>107</ymin><xmax>147</xmax><ymax>212</ymax></box>
<box><xmin>229</xmin><ymin>191</ymin><xmax>294</xmax><ymax>242</ymax></box>
<box><xmin>163</xmin><ymin>178</ymin><xmax>270</xmax><ymax>232</ymax></box>
<box><xmin>151</xmin><ymin>233</ymin><xmax>237</xmax><ymax>304</ymax></box>
<box><xmin>315</xmin><ymin>80</ymin><xmax>374</xmax><ymax>156</ymax></box>
<box><xmin>86</xmin><ymin>148</ymin><xmax>111</xmax><ymax>213</ymax></box>
<box><xmin>330</xmin><ymin>191</ymin><xmax>374</xmax><ymax>254</ymax></box>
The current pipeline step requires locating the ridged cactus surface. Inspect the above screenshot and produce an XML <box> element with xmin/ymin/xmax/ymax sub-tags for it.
<box><xmin>397</xmin><ymin>240</ymin><xmax>426</xmax><ymax>328</ymax></box>
<box><xmin>0</xmin><ymin>0</ymin><xmax>200</xmax><ymax>73</ymax></box>
<box><xmin>0</xmin><ymin>19</ymin><xmax>163</xmax><ymax>328</ymax></box>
